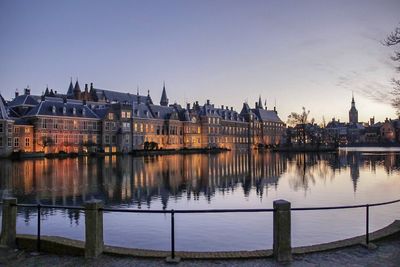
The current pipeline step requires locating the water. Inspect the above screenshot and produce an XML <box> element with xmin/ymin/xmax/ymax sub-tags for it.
<box><xmin>0</xmin><ymin>148</ymin><xmax>399</xmax><ymax>251</ymax></box>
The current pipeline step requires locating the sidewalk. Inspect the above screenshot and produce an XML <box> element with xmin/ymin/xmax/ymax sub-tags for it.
<box><xmin>1</xmin><ymin>233</ymin><xmax>399</xmax><ymax>267</ymax></box>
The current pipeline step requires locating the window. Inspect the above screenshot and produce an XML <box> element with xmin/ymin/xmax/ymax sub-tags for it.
<box><xmin>14</xmin><ymin>137</ymin><xmax>19</xmax><ymax>147</ymax></box>
<box><xmin>0</xmin><ymin>123</ymin><xmax>3</xmax><ymax>133</ymax></box>
<box><xmin>25</xmin><ymin>138</ymin><xmax>30</xmax><ymax>147</ymax></box>
<box><xmin>126</xmin><ymin>112</ymin><xmax>131</xmax><ymax>118</ymax></box>
<box><xmin>108</xmin><ymin>113</ymin><xmax>114</xmax><ymax>120</ymax></box>
<box><xmin>105</xmin><ymin>122</ymin><xmax>110</xmax><ymax>131</ymax></box>
<box><xmin>25</xmin><ymin>127</ymin><xmax>30</xmax><ymax>133</ymax></box>
<box><xmin>83</xmin><ymin>121</ymin><xmax>88</xmax><ymax>130</ymax></box>
<box><xmin>105</xmin><ymin>135</ymin><xmax>110</xmax><ymax>144</ymax></box>
<box><xmin>7</xmin><ymin>124</ymin><xmax>12</xmax><ymax>134</ymax></box>
<box><xmin>73</xmin><ymin>120</ymin><xmax>78</xmax><ymax>130</ymax></box>
<box><xmin>112</xmin><ymin>135</ymin><xmax>116</xmax><ymax>144</ymax></box>
<box><xmin>121</xmin><ymin>111</ymin><xmax>126</xmax><ymax>118</ymax></box>
<box><xmin>14</xmin><ymin>127</ymin><xmax>19</xmax><ymax>134</ymax></box>
<box><xmin>7</xmin><ymin>137</ymin><xmax>12</xmax><ymax>147</ymax></box>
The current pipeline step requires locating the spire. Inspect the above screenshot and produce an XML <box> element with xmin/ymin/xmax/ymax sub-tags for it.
<box><xmin>264</xmin><ymin>99</ymin><xmax>267</xmax><ymax>109</ymax></box>
<box><xmin>351</xmin><ymin>91</ymin><xmax>355</xmax><ymax>106</ymax></box>
<box><xmin>146</xmin><ymin>89</ymin><xmax>153</xmax><ymax>104</ymax></box>
<box><xmin>73</xmin><ymin>79</ymin><xmax>81</xmax><ymax>93</ymax></box>
<box><xmin>160</xmin><ymin>81</ymin><xmax>169</xmax><ymax>106</ymax></box>
<box><xmin>67</xmin><ymin>78</ymin><xmax>74</xmax><ymax>96</ymax></box>
<box><xmin>258</xmin><ymin>95</ymin><xmax>263</xmax><ymax>109</ymax></box>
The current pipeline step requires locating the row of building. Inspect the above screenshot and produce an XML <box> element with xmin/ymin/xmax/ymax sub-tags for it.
<box><xmin>0</xmin><ymin>80</ymin><xmax>286</xmax><ymax>157</ymax></box>
<box><xmin>288</xmin><ymin>95</ymin><xmax>400</xmax><ymax>146</ymax></box>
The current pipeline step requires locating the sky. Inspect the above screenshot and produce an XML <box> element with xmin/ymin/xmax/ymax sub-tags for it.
<box><xmin>0</xmin><ymin>0</ymin><xmax>399</xmax><ymax>123</ymax></box>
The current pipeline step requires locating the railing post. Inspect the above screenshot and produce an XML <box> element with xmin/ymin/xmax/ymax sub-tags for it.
<box><xmin>84</xmin><ymin>199</ymin><xmax>103</xmax><ymax>258</ymax></box>
<box><xmin>166</xmin><ymin>209</ymin><xmax>180</xmax><ymax>263</ymax></box>
<box><xmin>273</xmin><ymin>199</ymin><xmax>292</xmax><ymax>262</ymax></box>
<box><xmin>0</xmin><ymin>198</ymin><xmax>17</xmax><ymax>248</ymax></box>
<box><xmin>366</xmin><ymin>204</ymin><xmax>369</xmax><ymax>245</ymax></box>
<box><xmin>37</xmin><ymin>204</ymin><xmax>41</xmax><ymax>252</ymax></box>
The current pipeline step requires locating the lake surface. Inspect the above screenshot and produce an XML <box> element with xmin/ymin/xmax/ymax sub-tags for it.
<box><xmin>0</xmin><ymin>148</ymin><xmax>399</xmax><ymax>251</ymax></box>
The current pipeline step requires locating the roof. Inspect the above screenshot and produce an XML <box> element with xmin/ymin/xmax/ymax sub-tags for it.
<box><xmin>93</xmin><ymin>88</ymin><xmax>147</xmax><ymax>104</ymax></box>
<box><xmin>252</xmin><ymin>108</ymin><xmax>283</xmax><ymax>123</ymax></box>
<box><xmin>25</xmin><ymin>100</ymin><xmax>99</xmax><ymax>119</ymax></box>
<box><xmin>8</xmin><ymin>94</ymin><xmax>40</xmax><ymax>107</ymax></box>
<box><xmin>0</xmin><ymin>94</ymin><xmax>9</xmax><ymax>120</ymax></box>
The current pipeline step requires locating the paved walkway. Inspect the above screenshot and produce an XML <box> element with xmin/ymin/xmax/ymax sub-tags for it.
<box><xmin>1</xmin><ymin>234</ymin><xmax>399</xmax><ymax>267</ymax></box>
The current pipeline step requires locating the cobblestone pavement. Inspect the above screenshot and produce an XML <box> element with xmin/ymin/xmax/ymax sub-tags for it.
<box><xmin>1</xmin><ymin>234</ymin><xmax>399</xmax><ymax>267</ymax></box>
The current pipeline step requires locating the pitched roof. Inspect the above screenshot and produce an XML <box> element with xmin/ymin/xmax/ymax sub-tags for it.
<box><xmin>93</xmin><ymin>88</ymin><xmax>147</xmax><ymax>104</ymax></box>
<box><xmin>8</xmin><ymin>94</ymin><xmax>40</xmax><ymax>107</ymax></box>
<box><xmin>0</xmin><ymin>94</ymin><xmax>9</xmax><ymax>120</ymax></box>
<box><xmin>252</xmin><ymin>109</ymin><xmax>283</xmax><ymax>123</ymax></box>
<box><xmin>25</xmin><ymin>99</ymin><xmax>99</xmax><ymax>119</ymax></box>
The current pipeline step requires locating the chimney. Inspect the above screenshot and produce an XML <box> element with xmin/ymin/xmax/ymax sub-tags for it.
<box><xmin>230</xmin><ymin>107</ymin><xmax>233</xmax><ymax>111</ymax></box>
<box><xmin>85</xmin><ymin>84</ymin><xmax>88</xmax><ymax>92</ymax></box>
<box><xmin>206</xmin><ymin>99</ymin><xmax>210</xmax><ymax>105</ymax></box>
<box><xmin>15</xmin><ymin>89</ymin><xmax>19</xmax><ymax>98</ymax></box>
<box><xmin>24</xmin><ymin>88</ymin><xmax>30</xmax><ymax>95</ymax></box>
<box><xmin>226</xmin><ymin>106</ymin><xmax>229</xmax><ymax>110</ymax></box>
<box><xmin>55</xmin><ymin>90</ymin><xmax>57</xmax><ymax>95</ymax></box>
<box><xmin>90</xmin><ymin>83</ymin><xmax>93</xmax><ymax>91</ymax></box>
<box><xmin>186</xmin><ymin>103</ymin><xmax>190</xmax><ymax>110</ymax></box>
<box><xmin>221</xmin><ymin>105</ymin><xmax>224</xmax><ymax>109</ymax></box>
<box><xmin>63</xmin><ymin>97</ymin><xmax>67</xmax><ymax>104</ymax></box>
<box><xmin>255</xmin><ymin>102</ymin><xmax>258</xmax><ymax>109</ymax></box>
<box><xmin>83</xmin><ymin>99</ymin><xmax>87</xmax><ymax>106</ymax></box>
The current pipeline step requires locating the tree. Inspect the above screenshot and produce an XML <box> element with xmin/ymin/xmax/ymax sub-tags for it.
<box><xmin>287</xmin><ymin>107</ymin><xmax>315</xmax><ymax>145</ymax></box>
<box><xmin>384</xmin><ymin>25</ymin><xmax>400</xmax><ymax>115</ymax></box>
<box><xmin>37</xmin><ymin>136</ymin><xmax>54</xmax><ymax>152</ymax></box>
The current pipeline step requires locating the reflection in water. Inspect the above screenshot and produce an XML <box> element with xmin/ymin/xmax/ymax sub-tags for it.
<box><xmin>1</xmin><ymin>151</ymin><xmax>400</xmax><ymax>208</ymax></box>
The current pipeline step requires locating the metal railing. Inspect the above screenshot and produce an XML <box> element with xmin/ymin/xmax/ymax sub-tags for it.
<box><xmin>6</xmin><ymin>198</ymin><xmax>400</xmax><ymax>260</ymax></box>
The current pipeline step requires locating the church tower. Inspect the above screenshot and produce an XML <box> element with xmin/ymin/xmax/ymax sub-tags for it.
<box><xmin>349</xmin><ymin>93</ymin><xmax>358</xmax><ymax>124</ymax></box>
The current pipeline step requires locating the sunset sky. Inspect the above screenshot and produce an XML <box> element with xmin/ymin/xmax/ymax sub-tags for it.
<box><xmin>0</xmin><ymin>0</ymin><xmax>399</xmax><ymax>123</ymax></box>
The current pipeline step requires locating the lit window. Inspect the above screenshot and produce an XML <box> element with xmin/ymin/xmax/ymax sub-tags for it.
<box><xmin>14</xmin><ymin>137</ymin><xmax>19</xmax><ymax>147</ymax></box>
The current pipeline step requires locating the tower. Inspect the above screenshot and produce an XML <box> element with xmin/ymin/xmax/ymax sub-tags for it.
<box><xmin>349</xmin><ymin>93</ymin><xmax>358</xmax><ymax>124</ymax></box>
<box><xmin>160</xmin><ymin>82</ymin><xmax>169</xmax><ymax>106</ymax></box>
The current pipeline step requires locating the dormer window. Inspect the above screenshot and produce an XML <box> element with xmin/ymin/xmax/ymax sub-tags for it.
<box><xmin>52</xmin><ymin>105</ymin><xmax>56</xmax><ymax>114</ymax></box>
<box><xmin>73</xmin><ymin>107</ymin><xmax>76</xmax><ymax>115</ymax></box>
<box><xmin>63</xmin><ymin>106</ymin><xmax>66</xmax><ymax>115</ymax></box>
<box><xmin>82</xmin><ymin>109</ymin><xmax>86</xmax><ymax>116</ymax></box>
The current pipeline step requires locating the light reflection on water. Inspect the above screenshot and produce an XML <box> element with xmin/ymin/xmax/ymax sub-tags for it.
<box><xmin>0</xmin><ymin>149</ymin><xmax>399</xmax><ymax>251</ymax></box>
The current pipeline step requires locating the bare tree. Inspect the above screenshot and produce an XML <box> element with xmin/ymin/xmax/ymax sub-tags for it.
<box><xmin>287</xmin><ymin>107</ymin><xmax>315</xmax><ymax>145</ymax></box>
<box><xmin>384</xmin><ymin>25</ymin><xmax>400</xmax><ymax>115</ymax></box>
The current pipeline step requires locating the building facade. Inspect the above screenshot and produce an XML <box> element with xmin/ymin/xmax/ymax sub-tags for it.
<box><xmin>0</xmin><ymin>80</ymin><xmax>286</xmax><ymax>156</ymax></box>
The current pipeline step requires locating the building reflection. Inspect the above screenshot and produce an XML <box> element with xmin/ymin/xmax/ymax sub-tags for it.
<box><xmin>0</xmin><ymin>150</ymin><xmax>399</xmax><ymax>214</ymax></box>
